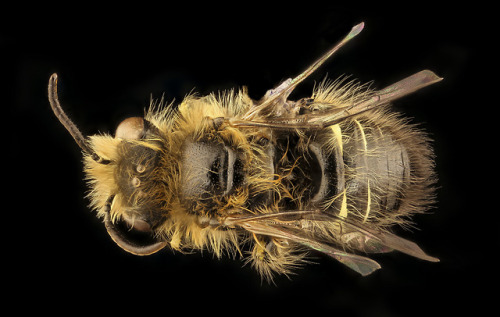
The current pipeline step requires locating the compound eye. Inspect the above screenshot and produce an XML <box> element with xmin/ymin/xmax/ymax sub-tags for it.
<box><xmin>115</xmin><ymin>117</ymin><xmax>145</xmax><ymax>140</ymax></box>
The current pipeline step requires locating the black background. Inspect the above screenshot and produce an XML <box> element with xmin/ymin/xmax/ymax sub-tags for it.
<box><xmin>8</xmin><ymin>3</ymin><xmax>491</xmax><ymax>316</ymax></box>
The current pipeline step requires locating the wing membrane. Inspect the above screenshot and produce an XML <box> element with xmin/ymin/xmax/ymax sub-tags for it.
<box><xmin>312</xmin><ymin>70</ymin><xmax>443</xmax><ymax>127</ymax></box>
<box><xmin>236</xmin><ymin>219</ymin><xmax>381</xmax><ymax>276</ymax></box>
<box><xmin>314</xmin><ymin>212</ymin><xmax>440</xmax><ymax>262</ymax></box>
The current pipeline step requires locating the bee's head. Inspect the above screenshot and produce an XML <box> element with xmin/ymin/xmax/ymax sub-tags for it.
<box><xmin>85</xmin><ymin>116</ymin><xmax>173</xmax><ymax>255</ymax></box>
<box><xmin>48</xmin><ymin>74</ymin><xmax>169</xmax><ymax>255</ymax></box>
<box><xmin>106</xmin><ymin>117</ymin><xmax>172</xmax><ymax>255</ymax></box>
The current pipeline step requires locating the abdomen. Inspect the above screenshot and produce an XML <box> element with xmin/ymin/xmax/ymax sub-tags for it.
<box><xmin>276</xmin><ymin>109</ymin><xmax>436</xmax><ymax>228</ymax></box>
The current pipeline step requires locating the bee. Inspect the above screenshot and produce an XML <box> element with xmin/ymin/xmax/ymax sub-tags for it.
<box><xmin>48</xmin><ymin>22</ymin><xmax>441</xmax><ymax>281</ymax></box>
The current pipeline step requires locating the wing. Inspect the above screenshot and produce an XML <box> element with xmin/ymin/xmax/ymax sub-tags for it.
<box><xmin>230</xmin><ymin>70</ymin><xmax>443</xmax><ymax>129</ymax></box>
<box><xmin>314</xmin><ymin>213</ymin><xmax>440</xmax><ymax>262</ymax></box>
<box><xmin>237</xmin><ymin>22</ymin><xmax>365</xmax><ymax>122</ymax></box>
<box><xmin>233</xmin><ymin>217</ymin><xmax>381</xmax><ymax>276</ymax></box>
<box><xmin>228</xmin><ymin>22</ymin><xmax>442</xmax><ymax>129</ymax></box>
<box><xmin>224</xmin><ymin>209</ymin><xmax>438</xmax><ymax>276</ymax></box>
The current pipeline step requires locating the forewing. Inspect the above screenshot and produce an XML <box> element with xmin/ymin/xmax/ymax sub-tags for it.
<box><xmin>308</xmin><ymin>212</ymin><xmax>439</xmax><ymax>262</ymax></box>
<box><xmin>231</xmin><ymin>217</ymin><xmax>381</xmax><ymax>276</ymax></box>
<box><xmin>310</xmin><ymin>70</ymin><xmax>443</xmax><ymax>127</ymax></box>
